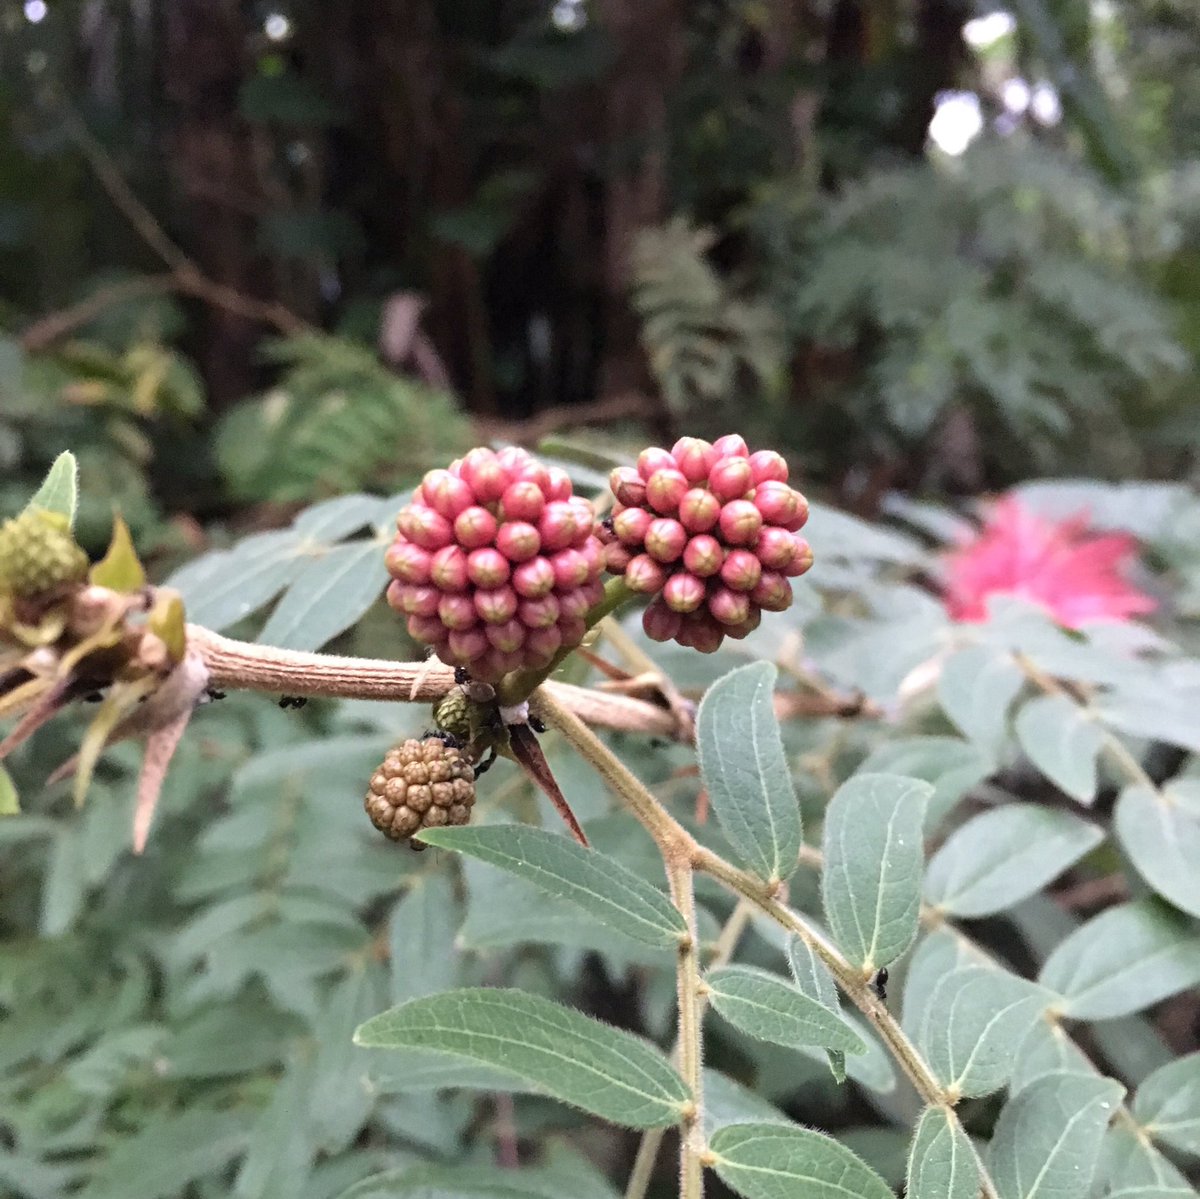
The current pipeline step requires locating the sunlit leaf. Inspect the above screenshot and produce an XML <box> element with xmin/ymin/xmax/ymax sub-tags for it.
<box><xmin>0</xmin><ymin>763</ymin><xmax>19</xmax><ymax>815</ymax></box>
<box><xmin>25</xmin><ymin>450</ymin><xmax>78</xmax><ymax>527</ymax></box>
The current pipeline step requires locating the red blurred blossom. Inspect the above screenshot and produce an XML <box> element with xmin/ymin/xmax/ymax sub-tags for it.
<box><xmin>943</xmin><ymin>496</ymin><xmax>1156</xmax><ymax>628</ymax></box>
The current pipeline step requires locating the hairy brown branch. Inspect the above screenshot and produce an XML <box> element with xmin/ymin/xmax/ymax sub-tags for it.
<box><xmin>187</xmin><ymin>626</ymin><xmax>686</xmax><ymax>739</ymax></box>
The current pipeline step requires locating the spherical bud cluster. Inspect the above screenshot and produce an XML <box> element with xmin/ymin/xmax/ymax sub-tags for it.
<box><xmin>364</xmin><ymin>737</ymin><xmax>477</xmax><ymax>842</ymax></box>
<box><xmin>599</xmin><ymin>435</ymin><xmax>812</xmax><ymax>653</ymax></box>
<box><xmin>0</xmin><ymin>508</ymin><xmax>89</xmax><ymax>600</ymax></box>
<box><xmin>386</xmin><ymin>448</ymin><xmax>605</xmax><ymax>681</ymax></box>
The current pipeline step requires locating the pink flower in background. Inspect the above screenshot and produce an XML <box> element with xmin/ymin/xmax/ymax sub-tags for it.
<box><xmin>943</xmin><ymin>496</ymin><xmax>1156</xmax><ymax>627</ymax></box>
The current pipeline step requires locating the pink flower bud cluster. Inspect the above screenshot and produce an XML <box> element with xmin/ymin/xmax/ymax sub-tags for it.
<box><xmin>599</xmin><ymin>434</ymin><xmax>812</xmax><ymax>652</ymax></box>
<box><xmin>385</xmin><ymin>447</ymin><xmax>605</xmax><ymax>681</ymax></box>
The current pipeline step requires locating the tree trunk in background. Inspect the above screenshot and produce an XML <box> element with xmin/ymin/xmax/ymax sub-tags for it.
<box><xmin>594</xmin><ymin>0</ymin><xmax>685</xmax><ymax>411</ymax></box>
<box><xmin>163</xmin><ymin>0</ymin><xmax>266</xmax><ymax>410</ymax></box>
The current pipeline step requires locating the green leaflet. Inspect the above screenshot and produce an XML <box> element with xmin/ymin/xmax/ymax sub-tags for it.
<box><xmin>354</xmin><ymin>988</ymin><xmax>689</xmax><ymax>1129</ymax></box>
<box><xmin>1013</xmin><ymin>694</ymin><xmax>1105</xmax><ymax>805</ymax></box>
<box><xmin>914</xmin><ymin>965</ymin><xmax>1050</xmax><ymax>1097</ymax></box>
<box><xmin>706</xmin><ymin>965</ymin><xmax>866</xmax><ymax>1055</ymax></box>
<box><xmin>906</xmin><ymin>1106</ymin><xmax>979</xmax><ymax>1199</ymax></box>
<box><xmin>710</xmin><ymin>1121</ymin><xmax>894</xmax><ymax>1199</ymax></box>
<box><xmin>821</xmin><ymin>772</ymin><xmax>931</xmax><ymax>970</ymax></box>
<box><xmin>937</xmin><ymin>644</ymin><xmax>1024</xmax><ymax>759</ymax></box>
<box><xmin>1039</xmin><ymin>899</ymin><xmax>1200</xmax><ymax>1020</ymax></box>
<box><xmin>924</xmin><ymin>803</ymin><xmax>1104</xmax><ymax>917</ymax></box>
<box><xmin>420</xmin><ymin>824</ymin><xmax>685</xmax><ymax>947</ymax></box>
<box><xmin>388</xmin><ymin>875</ymin><xmax>462</xmax><ymax>1004</ymax></box>
<box><xmin>1133</xmin><ymin>1052</ymin><xmax>1200</xmax><ymax>1156</ymax></box>
<box><xmin>258</xmin><ymin>540</ymin><xmax>390</xmax><ymax>651</ymax></box>
<box><xmin>25</xmin><ymin>450</ymin><xmax>78</xmax><ymax>526</ymax></box>
<box><xmin>1115</xmin><ymin>782</ymin><xmax>1200</xmax><ymax>919</ymax></box>
<box><xmin>696</xmin><ymin>661</ymin><xmax>802</xmax><ymax>884</ymax></box>
<box><xmin>986</xmin><ymin>1072</ymin><xmax>1126</xmax><ymax>1199</ymax></box>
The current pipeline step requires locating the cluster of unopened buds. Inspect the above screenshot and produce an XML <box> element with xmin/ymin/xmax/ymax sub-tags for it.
<box><xmin>600</xmin><ymin>434</ymin><xmax>812</xmax><ymax>653</ymax></box>
<box><xmin>385</xmin><ymin>435</ymin><xmax>812</xmax><ymax>676</ymax></box>
<box><xmin>385</xmin><ymin>446</ymin><xmax>605</xmax><ymax>684</ymax></box>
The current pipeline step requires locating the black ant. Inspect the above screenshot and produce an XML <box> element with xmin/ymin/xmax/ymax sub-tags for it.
<box><xmin>454</xmin><ymin>665</ymin><xmax>471</xmax><ymax>685</ymax></box>
<box><xmin>870</xmin><ymin>967</ymin><xmax>889</xmax><ymax>1002</ymax></box>
<box><xmin>423</xmin><ymin>727</ymin><xmax>466</xmax><ymax>751</ymax></box>
<box><xmin>278</xmin><ymin>695</ymin><xmax>308</xmax><ymax>710</ymax></box>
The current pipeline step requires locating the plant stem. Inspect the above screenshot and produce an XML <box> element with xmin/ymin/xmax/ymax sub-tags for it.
<box><xmin>667</xmin><ymin>857</ymin><xmax>706</xmax><ymax>1199</ymax></box>
<box><xmin>496</xmin><ymin>577</ymin><xmax>635</xmax><ymax>706</ymax></box>
<box><xmin>624</xmin><ymin>900</ymin><xmax>753</xmax><ymax>1199</ymax></box>
<box><xmin>187</xmin><ymin>624</ymin><xmax>687</xmax><ymax>738</ymax></box>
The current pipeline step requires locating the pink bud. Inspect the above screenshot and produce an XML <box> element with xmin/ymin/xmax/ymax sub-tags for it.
<box><xmin>438</xmin><ymin>593</ymin><xmax>479</xmax><ymax>630</ymax></box>
<box><xmin>579</xmin><ymin>537</ymin><xmax>604</xmax><ymax>577</ymax></box>
<box><xmin>510</xmin><ymin>455</ymin><xmax>551</xmax><ymax>496</ymax></box>
<box><xmin>454</xmin><ymin>506</ymin><xmax>498</xmax><ymax>550</ymax></box>
<box><xmin>646</xmin><ymin>468</ymin><xmax>689</xmax><ymax>514</ymax></box>
<box><xmin>422</xmin><ymin>469</ymin><xmax>474</xmax><ymax>519</ymax></box>
<box><xmin>466</xmin><ymin>547</ymin><xmax>510</xmax><ymax>588</ymax></box>
<box><xmin>429</xmin><ymin>545</ymin><xmax>469</xmax><ymax>591</ymax></box>
<box><xmin>687</xmin><ymin>614</ymin><xmax>726</xmax><ymax>654</ymax></box>
<box><xmin>754</xmin><ymin>526</ymin><xmax>795</xmax><ymax>570</ymax></box>
<box><xmin>408</xmin><ymin>614</ymin><xmax>448</xmax><ymax>645</ymax></box>
<box><xmin>708</xmin><ymin>587</ymin><xmax>751</xmax><ymax>626</ymax></box>
<box><xmin>724</xmin><ymin>607</ymin><xmax>762</xmax><ymax>640</ymax></box>
<box><xmin>385</xmin><ymin>579</ymin><xmax>406</xmax><ymax>613</ymax></box>
<box><xmin>448</xmin><ymin>627</ymin><xmax>489</xmax><ymax>663</ymax></box>
<box><xmin>708</xmin><ymin>457</ymin><xmax>752</xmax><ymax>503</ymax></box>
<box><xmin>386</xmin><ymin>540</ymin><xmax>432</xmax><ymax>584</ymax></box>
<box><xmin>487</xmin><ymin>619</ymin><xmax>526</xmax><ymax>652</ymax></box>
<box><xmin>614</xmin><ymin>506</ymin><xmax>653</xmax><ymax>546</ymax></box>
<box><xmin>539</xmin><ymin>501</ymin><xmax>579</xmax><ymax>553</ymax></box>
<box><xmin>474</xmin><ymin>586</ymin><xmax>519</xmax><ymax>624</ymax></box>
<box><xmin>751</xmin><ymin>572</ymin><xmax>792</xmax><ymax>612</ymax></box>
<box><xmin>496</xmin><ymin>521</ymin><xmax>541</xmax><ymax>562</ymax></box>
<box><xmin>642</xmin><ymin>599</ymin><xmax>682</xmax><ymax>643</ymax></box>
<box><xmin>781</xmin><ymin>493</ymin><xmax>810</xmax><ymax>532</ymax></box>
<box><xmin>713</xmin><ymin>433</ymin><xmax>750</xmax><ymax>459</ymax></box>
<box><xmin>637</xmin><ymin>446</ymin><xmax>676</xmax><ymax>480</ymax></box>
<box><xmin>475</xmin><ymin>648</ymin><xmax>525</xmax><ymax>682</ymax></box>
<box><xmin>719</xmin><ymin>499</ymin><xmax>763</xmax><ymax>546</ymax></box>
<box><xmin>671</xmin><ymin>437</ymin><xmax>718</xmax><ymax>483</ymax></box>
<box><xmin>544</xmin><ymin>466</ymin><xmax>573</xmax><ymax>501</ymax></box>
<box><xmin>580</xmin><ymin>577</ymin><xmax>606</xmax><ymax>607</ymax></box>
<box><xmin>605</xmin><ymin>543</ymin><xmax>634</xmax><ymax>573</ymax></box>
<box><xmin>500</xmin><ymin>480</ymin><xmax>546</xmax><ymax>523</ymax></box>
<box><xmin>663</xmin><ymin>572</ymin><xmax>706</xmax><ymax>613</ymax></box>
<box><xmin>645</xmin><ymin>518</ymin><xmax>688</xmax><ymax>563</ymax></box>
<box><xmin>460</xmin><ymin>447</ymin><xmax>511</xmax><ymax>503</ymax></box>
<box><xmin>557</xmin><ymin>586</ymin><xmax>592</xmax><ymax>620</ymax></box>
<box><xmin>683</xmin><ymin>534</ymin><xmax>723</xmax><ymax>578</ymax></box>
<box><xmin>753</xmin><ymin>481</ymin><xmax>802</xmax><ymax>528</ymax></box>
<box><xmin>783</xmin><ymin>536</ymin><xmax>814</xmax><ymax>577</ymax></box>
<box><xmin>679</xmin><ymin>488</ymin><xmax>720</xmax><ymax>533</ymax></box>
<box><xmin>497</xmin><ymin>445</ymin><xmax>535</xmax><ymax>477</ymax></box>
<box><xmin>519</xmin><ymin>595</ymin><xmax>561</xmax><ymax>629</ymax></box>
<box><xmin>551</xmin><ymin>548</ymin><xmax>590</xmax><ymax>589</ymax></box>
<box><xmin>524</xmin><ymin>623</ymin><xmax>564</xmax><ymax>666</ymax></box>
<box><xmin>568</xmin><ymin>498</ymin><xmax>595</xmax><ymax>546</ymax></box>
<box><xmin>625</xmin><ymin>554</ymin><xmax>667</xmax><ymax>594</ymax></box>
<box><xmin>720</xmin><ymin>548</ymin><xmax>762</xmax><ymax>592</ymax></box>
<box><xmin>748</xmin><ymin>449</ymin><xmax>788</xmax><ymax>485</ymax></box>
<box><xmin>556</xmin><ymin>615</ymin><xmax>587</xmax><ymax>651</ymax></box>
<box><xmin>611</xmin><ymin>466</ymin><xmax>647</xmax><ymax>507</ymax></box>
<box><xmin>401</xmin><ymin>585</ymin><xmax>441</xmax><ymax>617</ymax></box>
<box><xmin>512</xmin><ymin>556</ymin><xmax>556</xmax><ymax>599</ymax></box>
<box><xmin>397</xmin><ymin>504</ymin><xmax>453</xmax><ymax>550</ymax></box>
